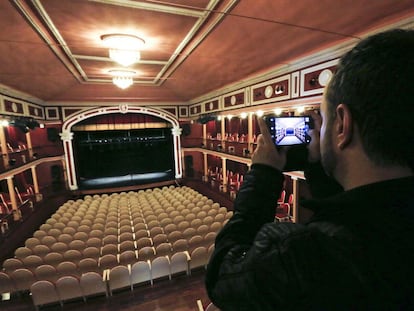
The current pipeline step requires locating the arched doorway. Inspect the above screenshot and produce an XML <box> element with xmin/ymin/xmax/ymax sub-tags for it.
<box><xmin>61</xmin><ymin>104</ymin><xmax>182</xmax><ymax>190</ymax></box>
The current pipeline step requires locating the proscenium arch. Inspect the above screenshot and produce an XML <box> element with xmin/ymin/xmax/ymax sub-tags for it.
<box><xmin>60</xmin><ymin>105</ymin><xmax>182</xmax><ymax>190</ymax></box>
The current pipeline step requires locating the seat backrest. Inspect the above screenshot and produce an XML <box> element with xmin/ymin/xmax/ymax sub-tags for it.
<box><xmin>0</xmin><ymin>271</ymin><xmax>15</xmax><ymax>295</ymax></box>
<box><xmin>170</xmin><ymin>252</ymin><xmax>189</xmax><ymax>276</ymax></box>
<box><xmin>43</xmin><ymin>252</ymin><xmax>64</xmax><ymax>266</ymax></box>
<box><xmin>130</xmin><ymin>261</ymin><xmax>151</xmax><ymax>286</ymax></box>
<box><xmin>34</xmin><ymin>264</ymin><xmax>57</xmax><ymax>282</ymax></box>
<box><xmin>30</xmin><ymin>280</ymin><xmax>61</xmax><ymax>307</ymax></box>
<box><xmin>10</xmin><ymin>268</ymin><xmax>36</xmax><ymax>291</ymax></box>
<box><xmin>56</xmin><ymin>261</ymin><xmax>78</xmax><ymax>277</ymax></box>
<box><xmin>151</xmin><ymin>256</ymin><xmax>170</xmax><ymax>281</ymax></box>
<box><xmin>56</xmin><ymin>276</ymin><xmax>84</xmax><ymax>301</ymax></box>
<box><xmin>108</xmin><ymin>265</ymin><xmax>131</xmax><ymax>293</ymax></box>
<box><xmin>2</xmin><ymin>258</ymin><xmax>24</xmax><ymax>272</ymax></box>
<box><xmin>78</xmin><ymin>258</ymin><xmax>99</xmax><ymax>274</ymax></box>
<box><xmin>80</xmin><ymin>272</ymin><xmax>107</xmax><ymax>298</ymax></box>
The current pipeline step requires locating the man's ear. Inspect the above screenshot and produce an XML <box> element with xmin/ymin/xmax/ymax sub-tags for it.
<box><xmin>335</xmin><ymin>103</ymin><xmax>353</xmax><ymax>149</ymax></box>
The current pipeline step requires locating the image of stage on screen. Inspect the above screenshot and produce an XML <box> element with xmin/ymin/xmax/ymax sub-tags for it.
<box><xmin>268</xmin><ymin>116</ymin><xmax>311</xmax><ymax>146</ymax></box>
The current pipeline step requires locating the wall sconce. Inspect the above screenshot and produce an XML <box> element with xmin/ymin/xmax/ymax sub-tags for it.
<box><xmin>240</xmin><ymin>112</ymin><xmax>248</xmax><ymax>119</ymax></box>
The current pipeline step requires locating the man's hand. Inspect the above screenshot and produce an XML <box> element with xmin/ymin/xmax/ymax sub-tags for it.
<box><xmin>252</xmin><ymin>117</ymin><xmax>287</xmax><ymax>171</ymax></box>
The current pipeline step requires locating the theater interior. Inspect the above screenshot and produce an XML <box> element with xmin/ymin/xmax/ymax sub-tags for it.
<box><xmin>0</xmin><ymin>1</ymin><xmax>413</xmax><ymax>310</ymax></box>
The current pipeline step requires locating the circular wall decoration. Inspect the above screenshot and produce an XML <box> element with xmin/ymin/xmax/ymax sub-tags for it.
<box><xmin>119</xmin><ymin>103</ymin><xmax>129</xmax><ymax>113</ymax></box>
<box><xmin>230</xmin><ymin>95</ymin><xmax>236</xmax><ymax>105</ymax></box>
<box><xmin>318</xmin><ymin>69</ymin><xmax>333</xmax><ymax>86</ymax></box>
<box><xmin>11</xmin><ymin>102</ymin><xmax>18</xmax><ymax>113</ymax></box>
<box><xmin>264</xmin><ymin>85</ymin><xmax>273</xmax><ymax>98</ymax></box>
<box><xmin>209</xmin><ymin>102</ymin><xmax>214</xmax><ymax>110</ymax></box>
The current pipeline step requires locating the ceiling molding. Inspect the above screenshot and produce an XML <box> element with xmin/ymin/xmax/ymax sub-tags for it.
<box><xmin>190</xmin><ymin>16</ymin><xmax>414</xmax><ymax>105</ymax></box>
<box><xmin>88</xmin><ymin>0</ymin><xmax>208</xmax><ymax>18</ymax></box>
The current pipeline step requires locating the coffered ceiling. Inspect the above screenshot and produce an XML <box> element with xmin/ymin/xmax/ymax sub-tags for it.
<box><xmin>0</xmin><ymin>0</ymin><xmax>413</xmax><ymax>105</ymax></box>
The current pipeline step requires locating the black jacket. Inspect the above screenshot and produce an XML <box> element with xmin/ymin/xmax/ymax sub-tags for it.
<box><xmin>205</xmin><ymin>164</ymin><xmax>414</xmax><ymax>310</ymax></box>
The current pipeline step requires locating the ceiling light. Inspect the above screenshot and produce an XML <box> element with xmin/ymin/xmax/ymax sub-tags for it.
<box><xmin>274</xmin><ymin>108</ymin><xmax>282</xmax><ymax>116</ymax></box>
<box><xmin>109</xmin><ymin>70</ymin><xmax>135</xmax><ymax>89</ymax></box>
<box><xmin>296</xmin><ymin>106</ymin><xmax>305</xmax><ymax>114</ymax></box>
<box><xmin>256</xmin><ymin>110</ymin><xmax>264</xmax><ymax>117</ymax></box>
<box><xmin>101</xmin><ymin>34</ymin><xmax>145</xmax><ymax>67</ymax></box>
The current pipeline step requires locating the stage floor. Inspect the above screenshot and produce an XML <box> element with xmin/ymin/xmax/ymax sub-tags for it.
<box><xmin>78</xmin><ymin>170</ymin><xmax>174</xmax><ymax>189</ymax></box>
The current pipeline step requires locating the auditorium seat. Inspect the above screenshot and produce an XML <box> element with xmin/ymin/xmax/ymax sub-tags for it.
<box><xmin>56</xmin><ymin>276</ymin><xmax>85</xmax><ymax>303</ymax></box>
<box><xmin>0</xmin><ymin>271</ymin><xmax>15</xmax><ymax>297</ymax></box>
<box><xmin>137</xmin><ymin>246</ymin><xmax>156</xmax><ymax>262</ymax></box>
<box><xmin>119</xmin><ymin>240</ymin><xmax>136</xmax><ymax>253</ymax></box>
<box><xmin>189</xmin><ymin>247</ymin><xmax>208</xmax><ymax>272</ymax></box>
<box><xmin>119</xmin><ymin>250</ymin><xmax>138</xmax><ymax>266</ymax></box>
<box><xmin>99</xmin><ymin>254</ymin><xmax>119</xmax><ymax>271</ymax></box>
<box><xmin>14</xmin><ymin>246</ymin><xmax>33</xmax><ymax>259</ymax></box>
<box><xmin>170</xmin><ymin>251</ymin><xmax>190</xmax><ymax>277</ymax></box>
<box><xmin>78</xmin><ymin>258</ymin><xmax>100</xmax><ymax>275</ymax></box>
<box><xmin>131</xmin><ymin>261</ymin><xmax>152</xmax><ymax>287</ymax></box>
<box><xmin>155</xmin><ymin>243</ymin><xmax>173</xmax><ymax>257</ymax></box>
<box><xmin>56</xmin><ymin>261</ymin><xmax>78</xmax><ymax>278</ymax></box>
<box><xmin>10</xmin><ymin>268</ymin><xmax>36</xmax><ymax>292</ymax></box>
<box><xmin>34</xmin><ymin>264</ymin><xmax>58</xmax><ymax>283</ymax></box>
<box><xmin>108</xmin><ymin>265</ymin><xmax>132</xmax><ymax>295</ymax></box>
<box><xmin>172</xmin><ymin>239</ymin><xmax>189</xmax><ymax>253</ymax></box>
<box><xmin>80</xmin><ymin>271</ymin><xmax>108</xmax><ymax>299</ymax></box>
<box><xmin>43</xmin><ymin>252</ymin><xmax>64</xmax><ymax>266</ymax></box>
<box><xmin>30</xmin><ymin>280</ymin><xmax>62</xmax><ymax>311</ymax></box>
<box><xmin>149</xmin><ymin>227</ymin><xmax>164</xmax><ymax>237</ymax></box>
<box><xmin>151</xmin><ymin>256</ymin><xmax>171</xmax><ymax>282</ymax></box>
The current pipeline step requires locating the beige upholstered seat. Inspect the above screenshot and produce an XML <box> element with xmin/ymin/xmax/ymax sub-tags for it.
<box><xmin>0</xmin><ymin>271</ymin><xmax>15</xmax><ymax>296</ymax></box>
<box><xmin>10</xmin><ymin>268</ymin><xmax>36</xmax><ymax>291</ymax></box>
<box><xmin>56</xmin><ymin>261</ymin><xmax>78</xmax><ymax>278</ymax></box>
<box><xmin>170</xmin><ymin>251</ymin><xmax>190</xmax><ymax>276</ymax></box>
<box><xmin>108</xmin><ymin>265</ymin><xmax>132</xmax><ymax>295</ymax></box>
<box><xmin>130</xmin><ymin>261</ymin><xmax>151</xmax><ymax>287</ymax></box>
<box><xmin>150</xmin><ymin>256</ymin><xmax>171</xmax><ymax>282</ymax></box>
<box><xmin>34</xmin><ymin>264</ymin><xmax>57</xmax><ymax>281</ymax></box>
<box><xmin>56</xmin><ymin>276</ymin><xmax>85</xmax><ymax>303</ymax></box>
<box><xmin>31</xmin><ymin>280</ymin><xmax>62</xmax><ymax>311</ymax></box>
<box><xmin>14</xmin><ymin>246</ymin><xmax>33</xmax><ymax>259</ymax></box>
<box><xmin>80</xmin><ymin>272</ymin><xmax>108</xmax><ymax>299</ymax></box>
<box><xmin>189</xmin><ymin>246</ymin><xmax>208</xmax><ymax>272</ymax></box>
<box><xmin>43</xmin><ymin>252</ymin><xmax>64</xmax><ymax>266</ymax></box>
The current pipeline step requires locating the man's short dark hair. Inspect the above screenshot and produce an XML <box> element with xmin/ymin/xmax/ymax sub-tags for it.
<box><xmin>326</xmin><ymin>29</ymin><xmax>414</xmax><ymax>168</ymax></box>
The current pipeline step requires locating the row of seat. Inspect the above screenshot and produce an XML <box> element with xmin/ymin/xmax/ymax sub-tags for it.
<box><xmin>1</xmin><ymin>186</ymin><xmax>231</xmax><ymax>308</ymax></box>
<box><xmin>4</xmin><ymin>232</ymin><xmax>216</xmax><ymax>274</ymax></box>
<box><xmin>1</xmin><ymin>247</ymin><xmax>212</xmax><ymax>309</ymax></box>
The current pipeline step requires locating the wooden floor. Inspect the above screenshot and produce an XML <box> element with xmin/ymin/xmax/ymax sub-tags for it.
<box><xmin>1</xmin><ymin>270</ymin><xmax>209</xmax><ymax>311</ymax></box>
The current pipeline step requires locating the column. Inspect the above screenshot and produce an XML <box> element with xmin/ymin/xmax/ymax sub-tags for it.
<box><xmin>60</xmin><ymin>130</ymin><xmax>78</xmax><ymax>190</ymax></box>
<box><xmin>61</xmin><ymin>158</ymin><xmax>69</xmax><ymax>190</ymax></box>
<box><xmin>6</xmin><ymin>177</ymin><xmax>20</xmax><ymax>221</ymax></box>
<box><xmin>220</xmin><ymin>116</ymin><xmax>225</xmax><ymax>151</ymax></box>
<box><xmin>221</xmin><ymin>157</ymin><xmax>227</xmax><ymax>192</ymax></box>
<box><xmin>0</xmin><ymin>125</ymin><xmax>10</xmax><ymax>168</ymax></box>
<box><xmin>171</xmin><ymin>126</ymin><xmax>183</xmax><ymax>179</ymax></box>
<box><xmin>291</xmin><ymin>178</ymin><xmax>299</xmax><ymax>223</ymax></box>
<box><xmin>25</xmin><ymin>132</ymin><xmax>34</xmax><ymax>159</ymax></box>
<box><xmin>202</xmin><ymin>124</ymin><xmax>207</xmax><ymax>148</ymax></box>
<box><xmin>247</xmin><ymin>113</ymin><xmax>253</xmax><ymax>154</ymax></box>
<box><xmin>30</xmin><ymin>166</ymin><xmax>42</xmax><ymax>202</ymax></box>
<box><xmin>203</xmin><ymin>152</ymin><xmax>208</xmax><ymax>182</ymax></box>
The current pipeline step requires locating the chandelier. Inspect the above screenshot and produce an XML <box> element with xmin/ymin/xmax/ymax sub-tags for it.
<box><xmin>109</xmin><ymin>70</ymin><xmax>136</xmax><ymax>89</ymax></box>
<box><xmin>101</xmin><ymin>34</ymin><xmax>145</xmax><ymax>67</ymax></box>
